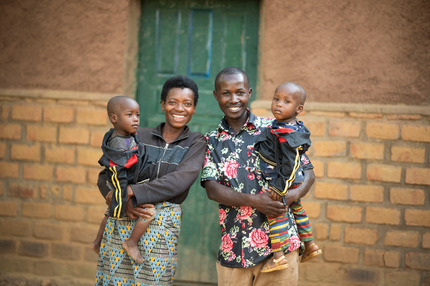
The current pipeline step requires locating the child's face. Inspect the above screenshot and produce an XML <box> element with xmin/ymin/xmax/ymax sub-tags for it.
<box><xmin>213</xmin><ymin>73</ymin><xmax>251</xmax><ymax>121</ymax></box>
<box><xmin>271</xmin><ymin>86</ymin><xmax>303</xmax><ymax>122</ymax></box>
<box><xmin>112</xmin><ymin>99</ymin><xmax>140</xmax><ymax>136</ymax></box>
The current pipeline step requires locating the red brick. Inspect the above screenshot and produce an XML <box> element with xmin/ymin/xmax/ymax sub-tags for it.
<box><xmin>12</xmin><ymin>105</ymin><xmax>42</xmax><ymax>121</ymax></box>
<box><xmin>401</xmin><ymin>124</ymin><xmax>430</xmax><ymax>142</ymax></box>
<box><xmin>54</xmin><ymin>204</ymin><xmax>85</xmax><ymax>221</ymax></box>
<box><xmin>366</xmin><ymin>207</ymin><xmax>400</xmax><ymax>225</ymax></box>
<box><xmin>311</xmin><ymin>141</ymin><xmax>346</xmax><ymax>157</ymax></box>
<box><xmin>405</xmin><ymin>209</ymin><xmax>430</xmax><ymax>227</ymax></box>
<box><xmin>0</xmin><ymin>143</ymin><xmax>5</xmax><ymax>160</ymax></box>
<box><xmin>344</xmin><ymin>268</ymin><xmax>378</xmax><ymax>284</ymax></box>
<box><xmin>33</xmin><ymin>260</ymin><xmax>66</xmax><ymax>276</ymax></box>
<box><xmin>364</xmin><ymin>249</ymin><xmax>400</xmax><ymax>268</ymax></box>
<box><xmin>350</xmin><ymin>112</ymin><xmax>382</xmax><ymax>119</ymax></box>
<box><xmin>0</xmin><ymin>201</ymin><xmax>18</xmax><ymax>216</ymax></box>
<box><xmin>45</xmin><ymin>145</ymin><xmax>76</xmax><ymax>164</ymax></box>
<box><xmin>310</xmin><ymin>111</ymin><xmax>345</xmax><ymax>118</ymax></box>
<box><xmin>423</xmin><ymin>233</ymin><xmax>430</xmax><ymax>249</ymax></box>
<box><xmin>327</xmin><ymin>205</ymin><xmax>362</xmax><ymax>223</ymax></box>
<box><xmin>11</xmin><ymin>143</ymin><xmax>41</xmax><ymax>161</ymax></box>
<box><xmin>23</xmin><ymin>164</ymin><xmax>53</xmax><ymax>181</ymax></box>
<box><xmin>330</xmin><ymin>224</ymin><xmax>342</xmax><ymax>240</ymax></box>
<box><xmin>34</xmin><ymin>223</ymin><xmax>63</xmax><ymax>240</ymax></box>
<box><xmin>1</xmin><ymin>105</ymin><xmax>11</xmax><ymax>120</ymax></box>
<box><xmin>314</xmin><ymin>223</ymin><xmax>328</xmax><ymax>240</ymax></box>
<box><xmin>26</xmin><ymin>124</ymin><xmax>57</xmax><ymax>143</ymax></box>
<box><xmin>0</xmin><ymin>123</ymin><xmax>22</xmax><ymax>139</ymax></box>
<box><xmin>7</xmin><ymin>183</ymin><xmax>36</xmax><ymax>199</ymax></box>
<box><xmin>366</xmin><ymin>122</ymin><xmax>399</xmax><ymax>140</ymax></box>
<box><xmin>44</xmin><ymin>106</ymin><xmax>74</xmax><ymax>123</ymax></box>
<box><xmin>385</xmin><ymin>271</ymin><xmax>421</xmax><ymax>286</ymax></box>
<box><xmin>68</xmin><ymin>261</ymin><xmax>97</xmax><ymax>280</ymax></box>
<box><xmin>344</xmin><ymin>227</ymin><xmax>378</xmax><ymax>245</ymax></box>
<box><xmin>90</xmin><ymin>129</ymin><xmax>106</xmax><ymax>147</ymax></box>
<box><xmin>304</xmin><ymin>120</ymin><xmax>325</xmax><ymax>137</ymax></box>
<box><xmin>0</xmin><ymin>162</ymin><xmax>19</xmax><ymax>178</ymax></box>
<box><xmin>302</xmin><ymin>263</ymin><xmax>342</xmax><ymax>283</ymax></box>
<box><xmin>310</xmin><ymin>159</ymin><xmax>324</xmax><ymax>178</ymax></box>
<box><xmin>0</xmin><ymin>220</ymin><xmax>31</xmax><ymax>237</ymax></box>
<box><xmin>22</xmin><ymin>202</ymin><xmax>52</xmax><ymax>218</ymax></box>
<box><xmin>87</xmin><ymin>206</ymin><xmax>108</xmax><ymax>224</ymax></box>
<box><xmin>385</xmin><ymin>230</ymin><xmax>419</xmax><ymax>247</ymax></box>
<box><xmin>328</xmin><ymin>120</ymin><xmax>361</xmax><ymax>137</ymax></box>
<box><xmin>75</xmin><ymin>186</ymin><xmax>103</xmax><ymax>205</ymax></box>
<box><xmin>323</xmin><ymin>245</ymin><xmax>359</xmax><ymax>263</ymax></box>
<box><xmin>314</xmin><ymin>182</ymin><xmax>348</xmax><ymax>200</ymax></box>
<box><xmin>350</xmin><ymin>142</ymin><xmax>384</xmax><ymax>160</ymax></box>
<box><xmin>88</xmin><ymin>167</ymin><xmax>104</xmax><ymax>185</ymax></box>
<box><xmin>390</xmin><ymin>187</ymin><xmax>425</xmax><ymax>205</ymax></box>
<box><xmin>327</xmin><ymin>161</ymin><xmax>361</xmax><ymax>179</ymax></box>
<box><xmin>0</xmin><ymin>257</ymin><xmax>33</xmax><ymax>274</ymax></box>
<box><xmin>405</xmin><ymin>252</ymin><xmax>430</xmax><ymax>271</ymax></box>
<box><xmin>405</xmin><ymin>167</ymin><xmax>430</xmax><ymax>185</ymax></box>
<box><xmin>59</xmin><ymin>127</ymin><xmax>90</xmax><ymax>144</ymax></box>
<box><xmin>76</xmin><ymin>108</ymin><xmax>107</xmax><ymax>126</ymax></box>
<box><xmin>350</xmin><ymin>185</ymin><xmax>384</xmax><ymax>203</ymax></box>
<box><xmin>70</xmin><ymin>226</ymin><xmax>98</xmax><ymax>243</ymax></box>
<box><xmin>367</xmin><ymin>164</ymin><xmax>401</xmax><ymax>183</ymax></box>
<box><xmin>300</xmin><ymin>201</ymin><xmax>321</xmax><ymax>218</ymax></box>
<box><xmin>391</xmin><ymin>146</ymin><xmax>425</xmax><ymax>163</ymax></box>
<box><xmin>62</xmin><ymin>184</ymin><xmax>74</xmax><ymax>202</ymax></box>
<box><xmin>52</xmin><ymin>243</ymin><xmax>82</xmax><ymax>260</ymax></box>
<box><xmin>77</xmin><ymin>147</ymin><xmax>103</xmax><ymax>167</ymax></box>
<box><xmin>0</xmin><ymin>239</ymin><xmax>17</xmax><ymax>254</ymax></box>
<box><xmin>56</xmin><ymin>166</ymin><xmax>87</xmax><ymax>184</ymax></box>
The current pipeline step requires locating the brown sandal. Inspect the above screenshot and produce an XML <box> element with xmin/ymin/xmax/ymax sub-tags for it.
<box><xmin>261</xmin><ymin>255</ymin><xmax>289</xmax><ymax>273</ymax></box>
<box><xmin>301</xmin><ymin>242</ymin><xmax>322</xmax><ymax>263</ymax></box>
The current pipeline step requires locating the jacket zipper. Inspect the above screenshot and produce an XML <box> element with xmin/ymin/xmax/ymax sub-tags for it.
<box><xmin>156</xmin><ymin>143</ymin><xmax>169</xmax><ymax>179</ymax></box>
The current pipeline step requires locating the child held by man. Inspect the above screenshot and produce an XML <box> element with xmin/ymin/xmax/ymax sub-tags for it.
<box><xmin>255</xmin><ymin>82</ymin><xmax>322</xmax><ymax>272</ymax></box>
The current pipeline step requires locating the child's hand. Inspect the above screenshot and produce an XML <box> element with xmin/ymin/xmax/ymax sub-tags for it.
<box><xmin>269</xmin><ymin>191</ymin><xmax>282</xmax><ymax>202</ymax></box>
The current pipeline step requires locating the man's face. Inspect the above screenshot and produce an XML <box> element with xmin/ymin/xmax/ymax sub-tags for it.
<box><xmin>213</xmin><ymin>73</ymin><xmax>251</xmax><ymax>121</ymax></box>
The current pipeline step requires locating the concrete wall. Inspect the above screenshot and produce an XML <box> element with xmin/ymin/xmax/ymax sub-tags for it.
<box><xmin>0</xmin><ymin>0</ymin><xmax>429</xmax><ymax>285</ymax></box>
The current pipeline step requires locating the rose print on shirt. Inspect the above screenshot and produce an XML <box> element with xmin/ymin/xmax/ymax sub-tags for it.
<box><xmin>249</xmin><ymin>228</ymin><xmax>269</xmax><ymax>249</ymax></box>
<box><xmin>288</xmin><ymin>234</ymin><xmax>301</xmax><ymax>251</ymax></box>
<box><xmin>223</xmin><ymin>159</ymin><xmax>240</xmax><ymax>179</ymax></box>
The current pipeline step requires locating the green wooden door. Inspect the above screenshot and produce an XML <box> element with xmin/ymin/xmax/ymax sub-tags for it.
<box><xmin>136</xmin><ymin>0</ymin><xmax>260</xmax><ymax>284</ymax></box>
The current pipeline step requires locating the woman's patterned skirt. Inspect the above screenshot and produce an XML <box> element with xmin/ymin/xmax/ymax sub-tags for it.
<box><xmin>95</xmin><ymin>202</ymin><xmax>182</xmax><ymax>286</ymax></box>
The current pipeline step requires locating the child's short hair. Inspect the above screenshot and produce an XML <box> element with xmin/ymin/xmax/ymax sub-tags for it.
<box><xmin>161</xmin><ymin>76</ymin><xmax>199</xmax><ymax>106</ymax></box>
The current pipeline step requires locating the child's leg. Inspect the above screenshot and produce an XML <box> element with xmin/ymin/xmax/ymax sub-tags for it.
<box><xmin>290</xmin><ymin>199</ymin><xmax>313</xmax><ymax>242</ymax></box>
<box><xmin>91</xmin><ymin>215</ymin><xmax>108</xmax><ymax>253</ymax></box>
<box><xmin>122</xmin><ymin>218</ymin><xmax>151</xmax><ymax>264</ymax></box>
<box><xmin>290</xmin><ymin>199</ymin><xmax>322</xmax><ymax>262</ymax></box>
<box><xmin>261</xmin><ymin>212</ymin><xmax>290</xmax><ymax>273</ymax></box>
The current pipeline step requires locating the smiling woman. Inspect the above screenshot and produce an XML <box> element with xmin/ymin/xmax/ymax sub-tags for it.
<box><xmin>95</xmin><ymin>75</ymin><xmax>206</xmax><ymax>286</ymax></box>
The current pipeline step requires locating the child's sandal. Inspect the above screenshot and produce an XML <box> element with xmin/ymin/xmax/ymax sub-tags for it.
<box><xmin>260</xmin><ymin>255</ymin><xmax>289</xmax><ymax>273</ymax></box>
<box><xmin>301</xmin><ymin>242</ymin><xmax>322</xmax><ymax>263</ymax></box>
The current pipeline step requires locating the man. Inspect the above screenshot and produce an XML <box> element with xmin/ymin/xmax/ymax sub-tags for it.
<box><xmin>201</xmin><ymin>67</ymin><xmax>315</xmax><ymax>285</ymax></box>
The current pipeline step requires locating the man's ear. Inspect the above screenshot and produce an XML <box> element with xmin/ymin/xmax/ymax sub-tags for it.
<box><xmin>248</xmin><ymin>88</ymin><xmax>252</xmax><ymax>98</ymax></box>
<box><xmin>161</xmin><ymin>100</ymin><xmax>165</xmax><ymax>111</ymax></box>
<box><xmin>213</xmin><ymin>90</ymin><xmax>217</xmax><ymax>100</ymax></box>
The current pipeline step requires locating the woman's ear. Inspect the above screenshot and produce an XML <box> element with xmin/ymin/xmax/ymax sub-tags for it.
<box><xmin>161</xmin><ymin>100</ymin><xmax>165</xmax><ymax>111</ymax></box>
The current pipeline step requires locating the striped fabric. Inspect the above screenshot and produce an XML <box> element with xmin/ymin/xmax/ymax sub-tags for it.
<box><xmin>95</xmin><ymin>202</ymin><xmax>182</xmax><ymax>286</ymax></box>
<box><xmin>268</xmin><ymin>212</ymin><xmax>291</xmax><ymax>252</ymax></box>
<box><xmin>290</xmin><ymin>199</ymin><xmax>313</xmax><ymax>242</ymax></box>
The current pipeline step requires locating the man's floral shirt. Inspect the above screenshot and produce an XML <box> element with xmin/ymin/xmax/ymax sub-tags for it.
<box><xmin>201</xmin><ymin>111</ymin><xmax>312</xmax><ymax>268</ymax></box>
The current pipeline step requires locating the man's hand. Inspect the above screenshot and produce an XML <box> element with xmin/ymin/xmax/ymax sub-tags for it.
<box><xmin>252</xmin><ymin>191</ymin><xmax>287</xmax><ymax>218</ymax></box>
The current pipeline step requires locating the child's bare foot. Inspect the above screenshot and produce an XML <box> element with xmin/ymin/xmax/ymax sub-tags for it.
<box><xmin>123</xmin><ymin>240</ymin><xmax>144</xmax><ymax>264</ymax></box>
<box><xmin>301</xmin><ymin>241</ymin><xmax>322</xmax><ymax>262</ymax></box>
<box><xmin>91</xmin><ymin>241</ymin><xmax>100</xmax><ymax>253</ymax></box>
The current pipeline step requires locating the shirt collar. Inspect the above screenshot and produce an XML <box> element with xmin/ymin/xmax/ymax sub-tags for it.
<box><xmin>217</xmin><ymin>109</ymin><xmax>258</xmax><ymax>133</ymax></box>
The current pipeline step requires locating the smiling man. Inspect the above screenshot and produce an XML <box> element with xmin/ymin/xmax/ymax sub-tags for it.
<box><xmin>201</xmin><ymin>67</ymin><xmax>315</xmax><ymax>286</ymax></box>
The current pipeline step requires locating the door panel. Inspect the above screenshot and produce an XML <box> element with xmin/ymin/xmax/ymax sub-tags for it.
<box><xmin>136</xmin><ymin>0</ymin><xmax>260</xmax><ymax>284</ymax></box>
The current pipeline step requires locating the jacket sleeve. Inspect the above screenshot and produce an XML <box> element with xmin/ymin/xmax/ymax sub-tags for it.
<box><xmin>131</xmin><ymin>133</ymin><xmax>207</xmax><ymax>205</ymax></box>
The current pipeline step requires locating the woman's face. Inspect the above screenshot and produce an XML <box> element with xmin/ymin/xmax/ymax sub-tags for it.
<box><xmin>161</xmin><ymin>87</ymin><xmax>196</xmax><ymax>130</ymax></box>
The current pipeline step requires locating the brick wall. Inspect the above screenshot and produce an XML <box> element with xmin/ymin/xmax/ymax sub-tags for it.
<box><xmin>252</xmin><ymin>100</ymin><xmax>430</xmax><ymax>285</ymax></box>
<box><xmin>0</xmin><ymin>89</ymin><xmax>113</xmax><ymax>286</ymax></box>
<box><xmin>1</xmin><ymin>90</ymin><xmax>429</xmax><ymax>285</ymax></box>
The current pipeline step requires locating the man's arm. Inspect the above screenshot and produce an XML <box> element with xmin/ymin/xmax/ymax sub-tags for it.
<box><xmin>204</xmin><ymin>180</ymin><xmax>287</xmax><ymax>218</ymax></box>
<box><xmin>283</xmin><ymin>169</ymin><xmax>315</xmax><ymax>206</ymax></box>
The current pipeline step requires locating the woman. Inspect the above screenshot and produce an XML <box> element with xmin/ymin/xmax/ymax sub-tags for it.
<box><xmin>95</xmin><ymin>75</ymin><xmax>206</xmax><ymax>285</ymax></box>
